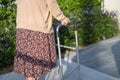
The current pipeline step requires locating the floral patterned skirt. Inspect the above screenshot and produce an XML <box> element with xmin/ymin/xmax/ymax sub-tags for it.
<box><xmin>14</xmin><ymin>28</ymin><xmax>56</xmax><ymax>78</ymax></box>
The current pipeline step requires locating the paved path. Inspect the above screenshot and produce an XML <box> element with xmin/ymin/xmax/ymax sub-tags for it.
<box><xmin>0</xmin><ymin>60</ymin><xmax>118</xmax><ymax>80</ymax></box>
<box><xmin>64</xmin><ymin>36</ymin><xmax>120</xmax><ymax>79</ymax></box>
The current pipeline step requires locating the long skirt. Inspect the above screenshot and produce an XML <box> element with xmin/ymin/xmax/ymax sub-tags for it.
<box><xmin>14</xmin><ymin>28</ymin><xmax>56</xmax><ymax>78</ymax></box>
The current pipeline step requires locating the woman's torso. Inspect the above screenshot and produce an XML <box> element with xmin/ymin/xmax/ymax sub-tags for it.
<box><xmin>16</xmin><ymin>0</ymin><xmax>53</xmax><ymax>33</ymax></box>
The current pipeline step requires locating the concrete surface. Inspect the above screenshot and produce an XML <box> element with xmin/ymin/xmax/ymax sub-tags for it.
<box><xmin>64</xmin><ymin>36</ymin><xmax>120</xmax><ymax>79</ymax></box>
<box><xmin>0</xmin><ymin>60</ymin><xmax>118</xmax><ymax>80</ymax></box>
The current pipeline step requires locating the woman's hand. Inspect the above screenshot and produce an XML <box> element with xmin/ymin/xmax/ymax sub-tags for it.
<box><xmin>61</xmin><ymin>17</ymin><xmax>71</xmax><ymax>25</ymax></box>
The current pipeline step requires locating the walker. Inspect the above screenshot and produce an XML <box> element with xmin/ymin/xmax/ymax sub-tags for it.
<box><xmin>56</xmin><ymin>18</ymin><xmax>80</xmax><ymax>80</ymax></box>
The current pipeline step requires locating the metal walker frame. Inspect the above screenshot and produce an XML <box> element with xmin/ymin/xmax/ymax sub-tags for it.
<box><xmin>56</xmin><ymin>19</ymin><xmax>80</xmax><ymax>80</ymax></box>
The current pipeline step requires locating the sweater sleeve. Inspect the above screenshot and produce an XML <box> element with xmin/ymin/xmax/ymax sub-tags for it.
<box><xmin>45</xmin><ymin>0</ymin><xmax>67</xmax><ymax>21</ymax></box>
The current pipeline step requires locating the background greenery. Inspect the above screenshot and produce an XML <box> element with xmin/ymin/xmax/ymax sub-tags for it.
<box><xmin>0</xmin><ymin>0</ymin><xmax>119</xmax><ymax>69</ymax></box>
<box><xmin>0</xmin><ymin>0</ymin><xmax>16</xmax><ymax>69</ymax></box>
<box><xmin>55</xmin><ymin>0</ymin><xmax>119</xmax><ymax>46</ymax></box>
<box><xmin>79</xmin><ymin>0</ymin><xmax>118</xmax><ymax>45</ymax></box>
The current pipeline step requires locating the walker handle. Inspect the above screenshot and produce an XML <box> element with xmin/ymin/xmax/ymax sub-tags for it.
<box><xmin>56</xmin><ymin>17</ymin><xmax>81</xmax><ymax>31</ymax></box>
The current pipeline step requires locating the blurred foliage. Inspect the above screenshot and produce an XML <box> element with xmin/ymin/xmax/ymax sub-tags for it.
<box><xmin>0</xmin><ymin>0</ymin><xmax>16</xmax><ymax>69</ymax></box>
<box><xmin>79</xmin><ymin>0</ymin><xmax>119</xmax><ymax>45</ymax></box>
<box><xmin>54</xmin><ymin>0</ymin><xmax>119</xmax><ymax>47</ymax></box>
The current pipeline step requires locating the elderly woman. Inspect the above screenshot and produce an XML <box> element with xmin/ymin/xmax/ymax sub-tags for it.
<box><xmin>13</xmin><ymin>0</ymin><xmax>70</xmax><ymax>80</ymax></box>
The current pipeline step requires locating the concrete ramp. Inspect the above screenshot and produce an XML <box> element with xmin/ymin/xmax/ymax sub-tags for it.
<box><xmin>0</xmin><ymin>60</ymin><xmax>118</xmax><ymax>80</ymax></box>
<box><xmin>64</xmin><ymin>36</ymin><xmax>120</xmax><ymax>79</ymax></box>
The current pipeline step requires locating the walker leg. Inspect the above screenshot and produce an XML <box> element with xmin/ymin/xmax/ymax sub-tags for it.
<box><xmin>75</xmin><ymin>30</ymin><xmax>81</xmax><ymax>80</ymax></box>
<box><xmin>57</xmin><ymin>28</ymin><xmax>64</xmax><ymax>80</ymax></box>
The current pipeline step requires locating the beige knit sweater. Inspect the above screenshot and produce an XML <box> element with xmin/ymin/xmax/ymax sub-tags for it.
<box><xmin>16</xmin><ymin>0</ymin><xmax>67</xmax><ymax>33</ymax></box>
